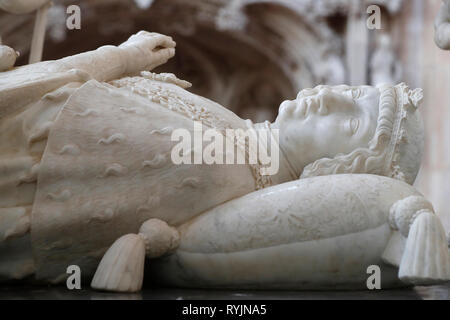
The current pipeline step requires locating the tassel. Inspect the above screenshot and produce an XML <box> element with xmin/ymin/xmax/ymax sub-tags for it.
<box><xmin>91</xmin><ymin>234</ymin><xmax>146</xmax><ymax>292</ymax></box>
<box><xmin>399</xmin><ymin>210</ymin><xmax>450</xmax><ymax>285</ymax></box>
<box><xmin>138</xmin><ymin>218</ymin><xmax>180</xmax><ymax>258</ymax></box>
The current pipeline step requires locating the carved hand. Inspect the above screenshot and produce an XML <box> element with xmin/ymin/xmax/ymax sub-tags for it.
<box><xmin>118</xmin><ymin>31</ymin><xmax>176</xmax><ymax>74</ymax></box>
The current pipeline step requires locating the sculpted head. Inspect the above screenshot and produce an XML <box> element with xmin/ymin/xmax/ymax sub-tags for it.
<box><xmin>273</xmin><ymin>83</ymin><xmax>424</xmax><ymax>185</ymax></box>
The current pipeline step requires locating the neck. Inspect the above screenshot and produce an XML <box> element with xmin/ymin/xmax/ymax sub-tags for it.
<box><xmin>269</xmin><ymin>120</ymin><xmax>305</xmax><ymax>179</ymax></box>
<box><xmin>250</xmin><ymin>120</ymin><xmax>298</xmax><ymax>184</ymax></box>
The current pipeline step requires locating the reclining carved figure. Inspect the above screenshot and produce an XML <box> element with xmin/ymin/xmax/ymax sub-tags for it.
<box><xmin>0</xmin><ymin>31</ymin><xmax>449</xmax><ymax>292</ymax></box>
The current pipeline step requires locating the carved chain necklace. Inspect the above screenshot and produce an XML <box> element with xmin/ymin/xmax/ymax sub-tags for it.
<box><xmin>247</xmin><ymin>120</ymin><xmax>298</xmax><ymax>182</ymax></box>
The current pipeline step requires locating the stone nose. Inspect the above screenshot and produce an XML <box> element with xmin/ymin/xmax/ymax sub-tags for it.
<box><xmin>315</xmin><ymin>89</ymin><xmax>331</xmax><ymax>115</ymax></box>
<box><xmin>318</xmin><ymin>88</ymin><xmax>332</xmax><ymax>96</ymax></box>
<box><xmin>317</xmin><ymin>89</ymin><xmax>354</xmax><ymax>114</ymax></box>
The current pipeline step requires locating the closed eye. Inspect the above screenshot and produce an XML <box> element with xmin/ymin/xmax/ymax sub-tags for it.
<box><xmin>342</xmin><ymin>89</ymin><xmax>361</xmax><ymax>100</ymax></box>
<box><xmin>346</xmin><ymin>118</ymin><xmax>360</xmax><ymax>135</ymax></box>
<box><xmin>351</xmin><ymin>89</ymin><xmax>362</xmax><ymax>99</ymax></box>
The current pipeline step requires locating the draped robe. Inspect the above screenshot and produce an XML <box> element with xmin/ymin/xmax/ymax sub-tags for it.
<box><xmin>9</xmin><ymin>75</ymin><xmax>268</xmax><ymax>282</ymax></box>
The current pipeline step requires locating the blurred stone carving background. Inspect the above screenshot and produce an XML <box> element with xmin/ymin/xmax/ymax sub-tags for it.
<box><xmin>0</xmin><ymin>0</ymin><xmax>449</xmax><ymax>229</ymax></box>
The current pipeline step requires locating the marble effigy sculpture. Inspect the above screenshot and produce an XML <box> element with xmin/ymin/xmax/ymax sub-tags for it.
<box><xmin>435</xmin><ymin>0</ymin><xmax>450</xmax><ymax>50</ymax></box>
<box><xmin>0</xmin><ymin>31</ymin><xmax>449</xmax><ymax>293</ymax></box>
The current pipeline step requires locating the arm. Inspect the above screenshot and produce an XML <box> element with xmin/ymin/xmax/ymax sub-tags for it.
<box><xmin>0</xmin><ymin>31</ymin><xmax>175</xmax><ymax>119</ymax></box>
<box><xmin>55</xmin><ymin>31</ymin><xmax>176</xmax><ymax>82</ymax></box>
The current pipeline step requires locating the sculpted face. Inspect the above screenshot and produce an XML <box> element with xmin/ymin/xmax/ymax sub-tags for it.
<box><xmin>274</xmin><ymin>85</ymin><xmax>380</xmax><ymax>172</ymax></box>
